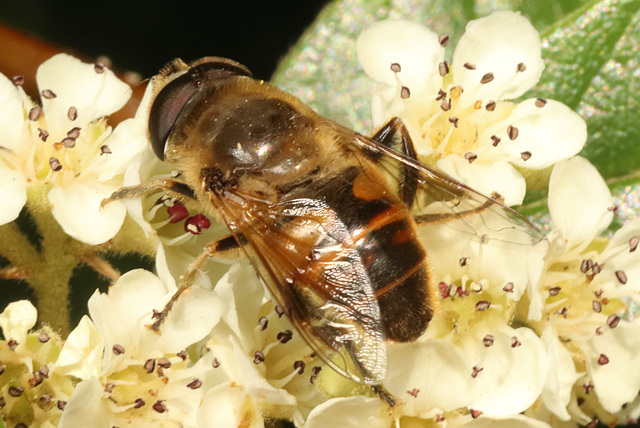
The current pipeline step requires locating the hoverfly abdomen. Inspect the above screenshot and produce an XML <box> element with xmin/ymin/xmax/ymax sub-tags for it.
<box><xmin>356</xmin><ymin>214</ymin><xmax>432</xmax><ymax>342</ymax></box>
<box><xmin>307</xmin><ymin>165</ymin><xmax>434</xmax><ymax>342</ymax></box>
<box><xmin>271</xmin><ymin>162</ymin><xmax>433</xmax><ymax>345</ymax></box>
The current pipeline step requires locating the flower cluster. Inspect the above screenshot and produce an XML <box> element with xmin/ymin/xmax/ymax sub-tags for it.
<box><xmin>0</xmin><ymin>53</ymin><xmax>148</xmax><ymax>245</ymax></box>
<box><xmin>356</xmin><ymin>11</ymin><xmax>587</xmax><ymax>206</ymax></box>
<box><xmin>0</xmin><ymin>9</ymin><xmax>638</xmax><ymax>428</ymax></box>
<box><xmin>525</xmin><ymin>156</ymin><xmax>640</xmax><ymax>427</ymax></box>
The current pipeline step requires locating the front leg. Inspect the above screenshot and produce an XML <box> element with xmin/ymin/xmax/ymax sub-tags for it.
<box><xmin>101</xmin><ymin>179</ymin><xmax>197</xmax><ymax>208</ymax></box>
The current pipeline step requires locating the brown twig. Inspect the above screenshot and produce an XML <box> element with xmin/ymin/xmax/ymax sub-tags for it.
<box><xmin>79</xmin><ymin>253</ymin><xmax>121</xmax><ymax>282</ymax></box>
<box><xmin>0</xmin><ymin>266</ymin><xmax>29</xmax><ymax>280</ymax></box>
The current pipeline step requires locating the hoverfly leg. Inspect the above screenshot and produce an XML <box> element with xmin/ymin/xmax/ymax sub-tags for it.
<box><xmin>149</xmin><ymin>234</ymin><xmax>242</xmax><ymax>331</ymax></box>
<box><xmin>413</xmin><ymin>192</ymin><xmax>503</xmax><ymax>225</ymax></box>
<box><xmin>100</xmin><ymin>179</ymin><xmax>196</xmax><ymax>209</ymax></box>
<box><xmin>372</xmin><ymin>384</ymin><xmax>397</xmax><ymax>410</ymax></box>
<box><xmin>370</xmin><ymin>117</ymin><xmax>419</xmax><ymax>208</ymax></box>
<box><xmin>341</xmin><ymin>340</ymin><xmax>394</xmax><ymax>407</ymax></box>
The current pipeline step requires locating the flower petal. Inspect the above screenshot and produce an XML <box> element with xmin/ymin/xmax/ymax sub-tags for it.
<box><xmin>214</xmin><ymin>262</ymin><xmax>268</xmax><ymax>349</ymax></box>
<box><xmin>548</xmin><ymin>156</ymin><xmax>613</xmax><ymax>245</ymax></box>
<box><xmin>540</xmin><ymin>326</ymin><xmax>579</xmax><ymax>420</ymax></box>
<box><xmin>48</xmin><ymin>181</ymin><xmax>126</xmax><ymax>245</ymax></box>
<box><xmin>370</xmin><ymin>83</ymin><xmax>404</xmax><ymax>128</ymax></box>
<box><xmin>0</xmin><ymin>73</ymin><xmax>27</xmax><ymax>153</ymax></box>
<box><xmin>36</xmin><ymin>54</ymin><xmax>131</xmax><ymax>137</ymax></box>
<box><xmin>303</xmin><ymin>396</ymin><xmax>390</xmax><ymax>428</ymax></box>
<box><xmin>58</xmin><ymin>377</ymin><xmax>116</xmax><ymax>428</ymax></box>
<box><xmin>87</xmin><ymin>269</ymin><xmax>167</xmax><ymax>371</ymax></box>
<box><xmin>89</xmin><ymin>117</ymin><xmax>148</xmax><ymax>182</ymax></box>
<box><xmin>585</xmin><ymin>318</ymin><xmax>640</xmax><ymax>413</ymax></box>
<box><xmin>467</xmin><ymin>326</ymin><xmax>548</xmax><ymax>416</ymax></box>
<box><xmin>147</xmin><ymin>284</ymin><xmax>223</xmax><ymax>353</ymax></box>
<box><xmin>357</xmin><ymin>19</ymin><xmax>443</xmax><ymax>97</ymax></box>
<box><xmin>385</xmin><ymin>340</ymin><xmax>476</xmax><ymax>415</ymax></box>
<box><xmin>155</xmin><ymin>245</ymin><xmax>177</xmax><ymax>290</ymax></box>
<box><xmin>89</xmin><ymin>81</ymin><xmax>154</xmax><ymax>182</ymax></box>
<box><xmin>0</xmin><ymin>300</ymin><xmax>37</xmax><ymax>346</ymax></box>
<box><xmin>453</xmin><ymin>11</ymin><xmax>544</xmax><ymax>105</ymax></box>
<box><xmin>436</xmin><ymin>156</ymin><xmax>526</xmax><ymax>206</ymax></box>
<box><xmin>0</xmin><ymin>162</ymin><xmax>27</xmax><ymax>225</ymax></box>
<box><xmin>121</xmin><ymin>150</ymin><xmax>160</xmax><ymax>238</ymax></box>
<box><xmin>56</xmin><ymin>315</ymin><xmax>104</xmax><ymax>379</ymax></box>
<box><xmin>198</xmin><ymin>383</ymin><xmax>264</xmax><ymax>428</ymax></box>
<box><xmin>477</xmin><ymin>99</ymin><xmax>587</xmax><ymax>169</ymax></box>
<box><xmin>600</xmin><ymin>218</ymin><xmax>640</xmax><ymax>292</ymax></box>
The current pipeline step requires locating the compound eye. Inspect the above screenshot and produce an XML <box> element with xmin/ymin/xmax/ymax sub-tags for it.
<box><xmin>148</xmin><ymin>57</ymin><xmax>252</xmax><ymax>160</ymax></box>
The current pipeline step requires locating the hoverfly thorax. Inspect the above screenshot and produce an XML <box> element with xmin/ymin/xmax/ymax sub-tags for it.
<box><xmin>149</xmin><ymin>57</ymin><xmax>325</xmax><ymax>205</ymax></box>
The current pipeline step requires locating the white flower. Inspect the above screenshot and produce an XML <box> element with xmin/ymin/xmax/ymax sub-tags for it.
<box><xmin>530</xmin><ymin>156</ymin><xmax>640</xmax><ymax>421</ymax></box>
<box><xmin>0</xmin><ymin>53</ymin><xmax>148</xmax><ymax>244</ymax></box>
<box><xmin>357</xmin><ymin>11</ymin><xmax>586</xmax><ymax>205</ymax></box>
<box><xmin>56</xmin><ymin>269</ymin><xmax>223</xmax><ymax>427</ymax></box>
<box><xmin>0</xmin><ymin>301</ymin><xmax>72</xmax><ymax>427</ymax></box>
<box><xmin>204</xmin><ymin>262</ymin><xmax>326</xmax><ymax>426</ymax></box>
<box><xmin>0</xmin><ymin>300</ymin><xmax>38</xmax><ymax>346</ymax></box>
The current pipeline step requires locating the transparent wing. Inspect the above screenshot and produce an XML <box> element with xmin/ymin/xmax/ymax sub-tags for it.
<box><xmin>351</xmin><ymin>133</ymin><xmax>548</xmax><ymax>252</ymax></box>
<box><xmin>210</xmin><ymin>192</ymin><xmax>387</xmax><ymax>385</ymax></box>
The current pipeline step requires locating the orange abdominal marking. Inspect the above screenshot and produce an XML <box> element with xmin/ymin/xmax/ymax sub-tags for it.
<box><xmin>352</xmin><ymin>171</ymin><xmax>387</xmax><ymax>201</ymax></box>
<box><xmin>392</xmin><ymin>228</ymin><xmax>414</xmax><ymax>245</ymax></box>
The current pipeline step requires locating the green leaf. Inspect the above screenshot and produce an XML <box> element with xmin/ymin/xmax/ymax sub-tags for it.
<box><xmin>534</xmin><ymin>0</ymin><xmax>640</xmax><ymax>180</ymax></box>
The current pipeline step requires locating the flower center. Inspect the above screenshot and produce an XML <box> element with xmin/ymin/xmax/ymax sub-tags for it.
<box><xmin>540</xmin><ymin>242</ymin><xmax>627</xmax><ymax>339</ymax></box>
<box><xmin>251</xmin><ymin>305</ymin><xmax>319</xmax><ymax>389</ymax></box>
<box><xmin>434</xmin><ymin>275</ymin><xmax>513</xmax><ymax>338</ymax></box>
<box><xmin>391</xmin><ymin>64</ymin><xmax>515</xmax><ymax>163</ymax></box>
<box><xmin>102</xmin><ymin>354</ymin><xmax>188</xmax><ymax>420</ymax></box>
<box><xmin>28</xmin><ymin>114</ymin><xmax>110</xmax><ymax>185</ymax></box>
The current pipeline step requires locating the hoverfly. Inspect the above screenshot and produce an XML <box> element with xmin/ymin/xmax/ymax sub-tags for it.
<box><xmin>105</xmin><ymin>56</ymin><xmax>546</xmax><ymax>391</ymax></box>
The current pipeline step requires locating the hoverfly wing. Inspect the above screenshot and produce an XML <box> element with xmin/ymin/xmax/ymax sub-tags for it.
<box><xmin>208</xmin><ymin>191</ymin><xmax>388</xmax><ymax>385</ymax></box>
<box><xmin>351</xmin><ymin>133</ymin><xmax>547</xmax><ymax>251</ymax></box>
